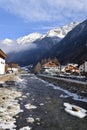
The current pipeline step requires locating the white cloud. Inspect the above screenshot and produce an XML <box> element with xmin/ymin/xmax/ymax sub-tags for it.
<box><xmin>0</xmin><ymin>0</ymin><xmax>87</xmax><ymax>22</ymax></box>
<box><xmin>0</xmin><ymin>38</ymin><xmax>37</xmax><ymax>53</ymax></box>
<box><xmin>2</xmin><ymin>38</ymin><xmax>13</xmax><ymax>45</ymax></box>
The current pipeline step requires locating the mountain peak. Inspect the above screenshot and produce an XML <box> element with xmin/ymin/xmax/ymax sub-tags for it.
<box><xmin>17</xmin><ymin>32</ymin><xmax>42</xmax><ymax>44</ymax></box>
<box><xmin>46</xmin><ymin>22</ymin><xmax>79</xmax><ymax>39</ymax></box>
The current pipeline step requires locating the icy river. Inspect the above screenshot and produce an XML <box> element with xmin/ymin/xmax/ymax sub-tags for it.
<box><xmin>0</xmin><ymin>73</ymin><xmax>87</xmax><ymax>130</ymax></box>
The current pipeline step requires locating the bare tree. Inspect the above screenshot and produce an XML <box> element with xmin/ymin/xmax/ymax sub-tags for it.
<box><xmin>34</xmin><ymin>62</ymin><xmax>41</xmax><ymax>74</ymax></box>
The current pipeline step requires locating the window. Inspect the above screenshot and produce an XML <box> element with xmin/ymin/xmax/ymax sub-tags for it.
<box><xmin>1</xmin><ymin>61</ymin><xmax>4</xmax><ymax>64</ymax></box>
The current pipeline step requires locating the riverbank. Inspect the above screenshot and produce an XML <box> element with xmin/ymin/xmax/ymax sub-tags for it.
<box><xmin>0</xmin><ymin>72</ymin><xmax>20</xmax><ymax>83</ymax></box>
<box><xmin>0</xmin><ymin>73</ymin><xmax>23</xmax><ymax>129</ymax></box>
<box><xmin>37</xmin><ymin>74</ymin><xmax>87</xmax><ymax>96</ymax></box>
<box><xmin>0</xmin><ymin>73</ymin><xmax>14</xmax><ymax>82</ymax></box>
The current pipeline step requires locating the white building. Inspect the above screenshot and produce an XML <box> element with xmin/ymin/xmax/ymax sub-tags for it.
<box><xmin>42</xmin><ymin>61</ymin><xmax>60</xmax><ymax>75</ymax></box>
<box><xmin>79</xmin><ymin>61</ymin><xmax>87</xmax><ymax>73</ymax></box>
<box><xmin>0</xmin><ymin>49</ymin><xmax>7</xmax><ymax>74</ymax></box>
<box><xmin>61</xmin><ymin>64</ymin><xmax>79</xmax><ymax>74</ymax></box>
<box><xmin>7</xmin><ymin>62</ymin><xmax>19</xmax><ymax>73</ymax></box>
<box><xmin>85</xmin><ymin>61</ymin><xmax>87</xmax><ymax>72</ymax></box>
<box><xmin>43</xmin><ymin>66</ymin><xmax>60</xmax><ymax>74</ymax></box>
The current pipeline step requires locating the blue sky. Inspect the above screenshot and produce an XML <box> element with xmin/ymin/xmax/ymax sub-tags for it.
<box><xmin>0</xmin><ymin>0</ymin><xmax>87</xmax><ymax>40</ymax></box>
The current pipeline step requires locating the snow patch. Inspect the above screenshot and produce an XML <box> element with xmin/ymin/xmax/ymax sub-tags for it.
<box><xmin>26</xmin><ymin>117</ymin><xmax>34</xmax><ymax>123</ymax></box>
<box><xmin>36</xmin><ymin>118</ymin><xmax>40</xmax><ymax>121</ymax></box>
<box><xmin>64</xmin><ymin>102</ymin><xmax>87</xmax><ymax>118</ymax></box>
<box><xmin>39</xmin><ymin>103</ymin><xmax>44</xmax><ymax>106</ymax></box>
<box><xmin>22</xmin><ymin>95</ymin><xmax>27</xmax><ymax>98</ymax></box>
<box><xmin>0</xmin><ymin>87</ymin><xmax>22</xmax><ymax>129</ymax></box>
<box><xmin>20</xmin><ymin>126</ymin><xmax>31</xmax><ymax>130</ymax></box>
<box><xmin>25</xmin><ymin>103</ymin><xmax>37</xmax><ymax>109</ymax></box>
<box><xmin>59</xmin><ymin>94</ymin><xmax>69</xmax><ymax>98</ymax></box>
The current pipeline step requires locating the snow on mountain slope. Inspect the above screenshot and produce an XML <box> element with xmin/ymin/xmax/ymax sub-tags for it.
<box><xmin>0</xmin><ymin>22</ymin><xmax>79</xmax><ymax>55</ymax></box>
<box><xmin>17</xmin><ymin>33</ymin><xmax>42</xmax><ymax>44</ymax></box>
<box><xmin>2</xmin><ymin>22</ymin><xmax>79</xmax><ymax>46</ymax></box>
<box><xmin>15</xmin><ymin>22</ymin><xmax>79</xmax><ymax>45</ymax></box>
<box><xmin>3</xmin><ymin>21</ymin><xmax>81</xmax><ymax>66</ymax></box>
<box><xmin>46</xmin><ymin>22</ymin><xmax>79</xmax><ymax>38</ymax></box>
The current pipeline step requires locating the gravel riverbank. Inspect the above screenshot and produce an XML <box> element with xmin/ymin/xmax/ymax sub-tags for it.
<box><xmin>0</xmin><ymin>74</ymin><xmax>23</xmax><ymax>130</ymax></box>
<box><xmin>0</xmin><ymin>73</ymin><xmax>17</xmax><ymax>83</ymax></box>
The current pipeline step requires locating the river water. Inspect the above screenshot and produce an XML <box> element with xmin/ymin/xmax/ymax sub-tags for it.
<box><xmin>0</xmin><ymin>74</ymin><xmax>87</xmax><ymax>130</ymax></box>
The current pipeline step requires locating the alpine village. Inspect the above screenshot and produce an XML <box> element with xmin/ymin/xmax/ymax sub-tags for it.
<box><xmin>0</xmin><ymin>3</ymin><xmax>87</xmax><ymax>129</ymax></box>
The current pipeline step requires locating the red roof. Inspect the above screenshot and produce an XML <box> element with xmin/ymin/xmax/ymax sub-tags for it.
<box><xmin>44</xmin><ymin>61</ymin><xmax>60</xmax><ymax>67</ymax></box>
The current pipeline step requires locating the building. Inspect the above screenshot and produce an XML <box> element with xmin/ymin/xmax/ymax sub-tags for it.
<box><xmin>79</xmin><ymin>61</ymin><xmax>87</xmax><ymax>73</ymax></box>
<box><xmin>85</xmin><ymin>61</ymin><xmax>87</xmax><ymax>72</ymax></box>
<box><xmin>0</xmin><ymin>49</ymin><xmax>7</xmax><ymax>74</ymax></box>
<box><xmin>42</xmin><ymin>60</ymin><xmax>60</xmax><ymax>75</ymax></box>
<box><xmin>61</xmin><ymin>64</ymin><xmax>80</xmax><ymax>75</ymax></box>
<box><xmin>6</xmin><ymin>62</ymin><xmax>19</xmax><ymax>73</ymax></box>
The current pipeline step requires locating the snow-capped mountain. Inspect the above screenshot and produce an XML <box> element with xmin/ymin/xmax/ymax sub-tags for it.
<box><xmin>52</xmin><ymin>20</ymin><xmax>87</xmax><ymax>64</ymax></box>
<box><xmin>46</xmin><ymin>22</ymin><xmax>79</xmax><ymax>38</ymax></box>
<box><xmin>0</xmin><ymin>21</ymin><xmax>81</xmax><ymax>66</ymax></box>
<box><xmin>1</xmin><ymin>22</ymin><xmax>79</xmax><ymax>47</ymax></box>
<box><xmin>16</xmin><ymin>22</ymin><xmax>79</xmax><ymax>45</ymax></box>
<box><xmin>17</xmin><ymin>33</ymin><xmax>42</xmax><ymax>44</ymax></box>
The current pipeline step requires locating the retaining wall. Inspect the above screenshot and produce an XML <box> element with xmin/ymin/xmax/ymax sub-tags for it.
<box><xmin>38</xmin><ymin>74</ymin><xmax>87</xmax><ymax>94</ymax></box>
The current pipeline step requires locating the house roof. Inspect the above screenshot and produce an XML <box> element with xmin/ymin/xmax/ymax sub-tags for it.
<box><xmin>0</xmin><ymin>49</ymin><xmax>7</xmax><ymax>59</ymax></box>
<box><xmin>44</xmin><ymin>61</ymin><xmax>60</xmax><ymax>67</ymax></box>
<box><xmin>7</xmin><ymin>62</ymin><xmax>18</xmax><ymax>65</ymax></box>
<box><xmin>7</xmin><ymin>62</ymin><xmax>18</xmax><ymax>68</ymax></box>
<box><xmin>65</xmin><ymin>65</ymin><xmax>79</xmax><ymax>72</ymax></box>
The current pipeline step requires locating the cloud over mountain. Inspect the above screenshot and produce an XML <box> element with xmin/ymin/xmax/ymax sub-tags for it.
<box><xmin>0</xmin><ymin>21</ymin><xmax>79</xmax><ymax>66</ymax></box>
<box><xmin>0</xmin><ymin>38</ymin><xmax>37</xmax><ymax>53</ymax></box>
<box><xmin>0</xmin><ymin>21</ymin><xmax>78</xmax><ymax>55</ymax></box>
